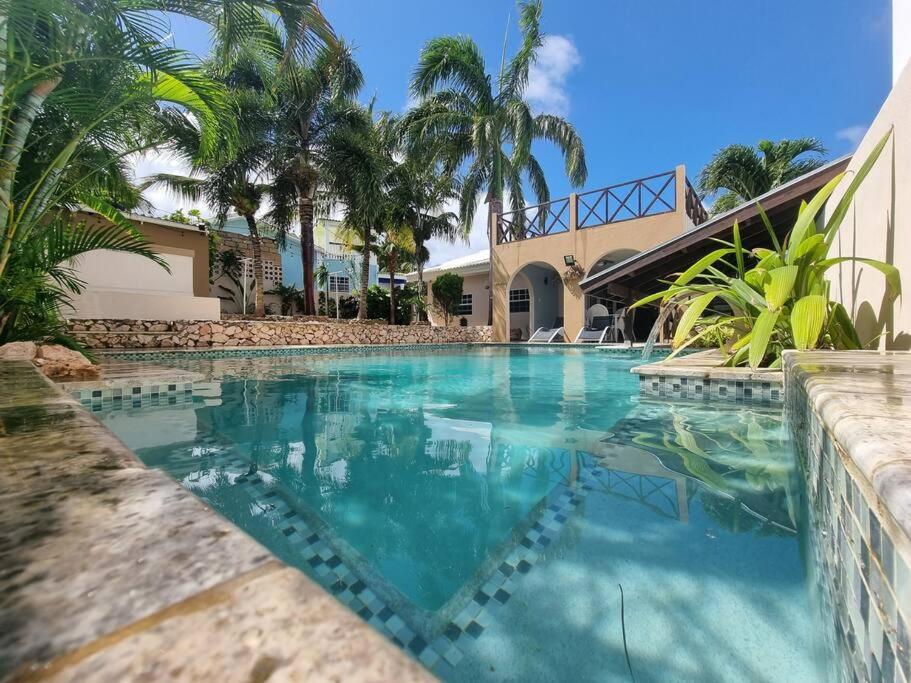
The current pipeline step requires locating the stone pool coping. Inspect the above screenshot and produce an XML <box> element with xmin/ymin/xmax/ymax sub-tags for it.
<box><xmin>785</xmin><ymin>350</ymin><xmax>911</xmax><ymax>563</ymax></box>
<box><xmin>0</xmin><ymin>359</ymin><xmax>433</xmax><ymax>682</ymax></box>
<box><xmin>632</xmin><ymin>349</ymin><xmax>783</xmax><ymax>403</ymax></box>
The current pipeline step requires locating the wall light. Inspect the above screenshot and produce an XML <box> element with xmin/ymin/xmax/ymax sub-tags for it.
<box><xmin>563</xmin><ymin>255</ymin><xmax>575</xmax><ymax>266</ymax></box>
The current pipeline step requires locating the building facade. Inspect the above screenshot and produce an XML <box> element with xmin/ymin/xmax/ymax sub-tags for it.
<box><xmin>67</xmin><ymin>211</ymin><xmax>220</xmax><ymax>321</ymax></box>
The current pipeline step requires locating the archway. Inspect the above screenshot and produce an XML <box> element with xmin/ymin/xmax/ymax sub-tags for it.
<box><xmin>583</xmin><ymin>249</ymin><xmax>639</xmax><ymax>320</ymax></box>
<box><xmin>507</xmin><ymin>262</ymin><xmax>565</xmax><ymax>341</ymax></box>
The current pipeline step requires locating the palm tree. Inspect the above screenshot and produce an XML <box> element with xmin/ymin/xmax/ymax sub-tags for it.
<box><xmin>314</xmin><ymin>262</ymin><xmax>330</xmax><ymax>315</ymax></box>
<box><xmin>269</xmin><ymin>43</ymin><xmax>364</xmax><ymax>316</ymax></box>
<box><xmin>372</xmin><ymin>223</ymin><xmax>416</xmax><ymax>324</ymax></box>
<box><xmin>142</xmin><ymin>54</ymin><xmax>279</xmax><ymax>317</ymax></box>
<box><xmin>0</xmin><ymin>0</ymin><xmax>331</xmax><ymax>343</ymax></box>
<box><xmin>266</xmin><ymin>283</ymin><xmax>301</xmax><ymax>316</ymax></box>
<box><xmin>697</xmin><ymin>138</ymin><xmax>828</xmax><ymax>215</ymax></box>
<box><xmin>387</xmin><ymin>153</ymin><xmax>462</xmax><ymax>313</ymax></box>
<box><xmin>404</xmin><ymin>0</ymin><xmax>587</xmax><ymax>324</ymax></box>
<box><xmin>322</xmin><ymin>107</ymin><xmax>396</xmax><ymax>320</ymax></box>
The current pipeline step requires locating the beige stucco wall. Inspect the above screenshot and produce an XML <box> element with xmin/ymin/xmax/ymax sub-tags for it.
<box><xmin>425</xmin><ymin>270</ymin><xmax>489</xmax><ymax>326</ymax></box>
<box><xmin>491</xmin><ymin>166</ymin><xmax>690</xmax><ymax>342</ymax></box>
<box><xmin>825</xmin><ymin>60</ymin><xmax>911</xmax><ymax>350</ymax></box>
<box><xmin>67</xmin><ymin>212</ymin><xmax>219</xmax><ymax>321</ymax></box>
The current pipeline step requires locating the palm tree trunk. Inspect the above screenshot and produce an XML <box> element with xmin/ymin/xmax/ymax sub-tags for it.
<box><xmin>388</xmin><ymin>257</ymin><xmax>397</xmax><ymax>325</ymax></box>
<box><xmin>297</xmin><ymin>192</ymin><xmax>317</xmax><ymax>315</ymax></box>
<box><xmin>245</xmin><ymin>214</ymin><xmax>265</xmax><ymax>317</ymax></box>
<box><xmin>358</xmin><ymin>225</ymin><xmax>372</xmax><ymax>320</ymax></box>
<box><xmin>416</xmin><ymin>258</ymin><xmax>425</xmax><ymax>322</ymax></box>
<box><xmin>487</xmin><ymin>197</ymin><xmax>502</xmax><ymax>326</ymax></box>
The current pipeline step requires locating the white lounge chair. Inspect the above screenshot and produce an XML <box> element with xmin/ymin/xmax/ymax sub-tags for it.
<box><xmin>528</xmin><ymin>317</ymin><xmax>565</xmax><ymax>343</ymax></box>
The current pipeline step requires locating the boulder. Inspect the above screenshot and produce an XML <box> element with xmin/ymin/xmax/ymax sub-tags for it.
<box><xmin>35</xmin><ymin>344</ymin><xmax>101</xmax><ymax>380</ymax></box>
<box><xmin>0</xmin><ymin>341</ymin><xmax>39</xmax><ymax>361</ymax></box>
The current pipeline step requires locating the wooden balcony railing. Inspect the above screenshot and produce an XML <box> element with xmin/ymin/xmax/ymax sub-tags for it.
<box><xmin>576</xmin><ymin>170</ymin><xmax>676</xmax><ymax>229</ymax></box>
<box><xmin>497</xmin><ymin>196</ymin><xmax>571</xmax><ymax>244</ymax></box>
<box><xmin>496</xmin><ymin>169</ymin><xmax>708</xmax><ymax>244</ymax></box>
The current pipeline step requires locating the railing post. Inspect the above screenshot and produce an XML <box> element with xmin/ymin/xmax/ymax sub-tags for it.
<box><xmin>569</xmin><ymin>193</ymin><xmax>578</xmax><ymax>231</ymax></box>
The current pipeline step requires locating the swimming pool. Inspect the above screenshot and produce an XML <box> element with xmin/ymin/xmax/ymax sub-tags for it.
<box><xmin>97</xmin><ymin>346</ymin><xmax>838</xmax><ymax>681</ymax></box>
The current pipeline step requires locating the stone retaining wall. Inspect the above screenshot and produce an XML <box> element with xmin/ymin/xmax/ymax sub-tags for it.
<box><xmin>68</xmin><ymin>318</ymin><xmax>492</xmax><ymax>349</ymax></box>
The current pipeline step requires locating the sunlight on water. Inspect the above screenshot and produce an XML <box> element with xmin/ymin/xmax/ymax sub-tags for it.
<box><xmin>99</xmin><ymin>347</ymin><xmax>838</xmax><ymax>682</ymax></box>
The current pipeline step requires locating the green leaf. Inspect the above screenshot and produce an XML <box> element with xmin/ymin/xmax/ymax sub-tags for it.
<box><xmin>824</xmin><ymin>128</ymin><xmax>893</xmax><ymax>247</ymax></box>
<box><xmin>672</xmin><ymin>249</ymin><xmax>735</xmax><ymax>288</ymax></box>
<box><xmin>732</xmin><ymin>220</ymin><xmax>745</xmax><ymax>278</ymax></box>
<box><xmin>744</xmin><ymin>267</ymin><xmax>769</xmax><ymax>290</ymax></box>
<box><xmin>818</xmin><ymin>257</ymin><xmax>902</xmax><ymax>299</ymax></box>
<box><xmin>791</xmin><ymin>295</ymin><xmax>828</xmax><ymax>350</ymax></box>
<box><xmin>755</xmin><ymin>203</ymin><xmax>783</xmax><ymax>254</ymax></box>
<box><xmin>763</xmin><ymin>266</ymin><xmax>798</xmax><ymax>310</ymax></box>
<box><xmin>749</xmin><ymin>308</ymin><xmax>780</xmax><ymax>369</ymax></box>
<box><xmin>787</xmin><ymin>173</ymin><xmax>845</xmax><ymax>264</ymax></box>
<box><xmin>828</xmin><ymin>302</ymin><xmax>863</xmax><ymax>349</ymax></box>
<box><xmin>673</xmin><ymin>292</ymin><xmax>716</xmax><ymax>348</ymax></box>
<box><xmin>793</xmin><ymin>233</ymin><xmax>824</xmax><ymax>259</ymax></box>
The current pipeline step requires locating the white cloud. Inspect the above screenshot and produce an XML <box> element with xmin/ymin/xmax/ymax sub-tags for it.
<box><xmin>525</xmin><ymin>35</ymin><xmax>581</xmax><ymax>116</ymax></box>
<box><xmin>836</xmin><ymin>124</ymin><xmax>868</xmax><ymax>150</ymax></box>
<box><xmin>131</xmin><ymin>151</ymin><xmax>200</xmax><ymax>217</ymax></box>
<box><xmin>424</xmin><ymin>198</ymin><xmax>490</xmax><ymax>266</ymax></box>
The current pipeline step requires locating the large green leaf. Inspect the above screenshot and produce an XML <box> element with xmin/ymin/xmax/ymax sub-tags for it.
<box><xmin>672</xmin><ymin>292</ymin><xmax>716</xmax><ymax>347</ymax></box>
<box><xmin>824</xmin><ymin>129</ymin><xmax>893</xmax><ymax>247</ymax></box>
<box><xmin>786</xmin><ymin>173</ymin><xmax>845</xmax><ymax>264</ymax></box>
<box><xmin>749</xmin><ymin>308</ymin><xmax>779</xmax><ymax>369</ymax></box>
<box><xmin>791</xmin><ymin>294</ymin><xmax>828</xmax><ymax>350</ymax></box>
<box><xmin>732</xmin><ymin>220</ymin><xmax>745</xmax><ymax>278</ymax></box>
<box><xmin>828</xmin><ymin>302</ymin><xmax>863</xmax><ymax>349</ymax></box>
<box><xmin>818</xmin><ymin>257</ymin><xmax>902</xmax><ymax>299</ymax></box>
<box><xmin>763</xmin><ymin>266</ymin><xmax>798</xmax><ymax>310</ymax></box>
<box><xmin>671</xmin><ymin>249</ymin><xmax>735</xmax><ymax>288</ymax></box>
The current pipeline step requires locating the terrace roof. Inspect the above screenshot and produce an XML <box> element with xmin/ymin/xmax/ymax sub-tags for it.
<box><xmin>579</xmin><ymin>155</ymin><xmax>852</xmax><ymax>297</ymax></box>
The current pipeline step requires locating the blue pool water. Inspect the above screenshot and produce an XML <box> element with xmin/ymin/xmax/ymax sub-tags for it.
<box><xmin>98</xmin><ymin>347</ymin><xmax>837</xmax><ymax>681</ymax></box>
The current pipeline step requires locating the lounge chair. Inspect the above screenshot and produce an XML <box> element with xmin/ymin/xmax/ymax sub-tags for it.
<box><xmin>528</xmin><ymin>317</ymin><xmax>565</xmax><ymax>343</ymax></box>
<box><xmin>574</xmin><ymin>315</ymin><xmax>612</xmax><ymax>343</ymax></box>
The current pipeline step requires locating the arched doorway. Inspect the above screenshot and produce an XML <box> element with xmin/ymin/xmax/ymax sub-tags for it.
<box><xmin>581</xmin><ymin>249</ymin><xmax>640</xmax><ymax>340</ymax></box>
<box><xmin>507</xmin><ymin>262</ymin><xmax>564</xmax><ymax>341</ymax></box>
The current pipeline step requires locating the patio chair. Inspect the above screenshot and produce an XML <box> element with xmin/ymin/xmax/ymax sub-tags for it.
<box><xmin>528</xmin><ymin>317</ymin><xmax>565</xmax><ymax>343</ymax></box>
<box><xmin>574</xmin><ymin>315</ymin><xmax>612</xmax><ymax>343</ymax></box>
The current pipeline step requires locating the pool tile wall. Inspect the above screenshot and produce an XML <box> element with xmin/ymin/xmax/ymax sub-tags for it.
<box><xmin>785</xmin><ymin>351</ymin><xmax>911</xmax><ymax>683</ymax></box>
<box><xmin>638</xmin><ymin>374</ymin><xmax>782</xmax><ymax>404</ymax></box>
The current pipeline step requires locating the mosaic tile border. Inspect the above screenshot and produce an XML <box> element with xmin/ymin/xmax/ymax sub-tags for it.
<box><xmin>101</xmin><ymin>343</ymin><xmax>669</xmax><ymax>362</ymax></box>
<box><xmin>788</xmin><ymin>382</ymin><xmax>910</xmax><ymax>683</ymax></box>
<box><xmin>117</xmin><ymin>420</ymin><xmax>602</xmax><ymax>678</ymax></box>
<box><xmin>72</xmin><ymin>381</ymin><xmax>194</xmax><ymax>406</ymax></box>
<box><xmin>639</xmin><ymin>374</ymin><xmax>782</xmax><ymax>404</ymax></box>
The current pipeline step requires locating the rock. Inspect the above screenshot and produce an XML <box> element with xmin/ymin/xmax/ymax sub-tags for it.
<box><xmin>35</xmin><ymin>344</ymin><xmax>101</xmax><ymax>380</ymax></box>
<box><xmin>0</xmin><ymin>341</ymin><xmax>38</xmax><ymax>360</ymax></box>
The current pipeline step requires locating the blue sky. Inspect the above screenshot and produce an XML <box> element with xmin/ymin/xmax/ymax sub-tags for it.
<box><xmin>158</xmin><ymin>0</ymin><xmax>894</xmax><ymax>265</ymax></box>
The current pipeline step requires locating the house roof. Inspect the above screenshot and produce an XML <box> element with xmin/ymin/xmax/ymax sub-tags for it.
<box><xmin>405</xmin><ymin>249</ymin><xmax>490</xmax><ymax>280</ymax></box>
<box><xmin>579</xmin><ymin>155</ymin><xmax>852</xmax><ymax>296</ymax></box>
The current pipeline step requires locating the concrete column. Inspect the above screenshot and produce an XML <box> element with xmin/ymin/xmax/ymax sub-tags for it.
<box><xmin>569</xmin><ymin>193</ymin><xmax>578</xmax><ymax>232</ymax></box>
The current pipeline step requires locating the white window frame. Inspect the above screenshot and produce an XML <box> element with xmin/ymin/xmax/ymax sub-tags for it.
<box><xmin>329</xmin><ymin>274</ymin><xmax>350</xmax><ymax>293</ymax></box>
<box><xmin>456</xmin><ymin>293</ymin><xmax>473</xmax><ymax>316</ymax></box>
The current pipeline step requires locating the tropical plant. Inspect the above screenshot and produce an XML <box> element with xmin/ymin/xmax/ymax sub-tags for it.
<box><xmin>372</xmin><ymin>223</ymin><xmax>416</xmax><ymax>324</ymax></box>
<box><xmin>0</xmin><ymin>0</ymin><xmax>329</xmax><ymax>345</ymax></box>
<box><xmin>269</xmin><ymin>42</ymin><xmax>364</xmax><ymax>315</ymax></box>
<box><xmin>404</xmin><ymin>0</ymin><xmax>587</xmax><ymax>324</ymax></box>
<box><xmin>698</xmin><ymin>138</ymin><xmax>828</xmax><ymax>215</ymax></box>
<box><xmin>633</xmin><ymin>130</ymin><xmax>898</xmax><ymax>369</ymax></box>
<box><xmin>314</xmin><ymin>261</ymin><xmax>330</xmax><ymax>314</ymax></box>
<box><xmin>431</xmin><ymin>272</ymin><xmax>464</xmax><ymax>326</ymax></box>
<box><xmin>321</xmin><ymin>106</ymin><xmax>396</xmax><ymax>319</ymax></box>
<box><xmin>142</xmin><ymin>49</ymin><xmax>287</xmax><ymax>317</ymax></box>
<box><xmin>266</xmin><ymin>283</ymin><xmax>301</xmax><ymax>316</ymax></box>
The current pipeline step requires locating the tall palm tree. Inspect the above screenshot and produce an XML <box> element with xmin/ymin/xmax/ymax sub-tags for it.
<box><xmin>404</xmin><ymin>0</ymin><xmax>587</xmax><ymax>324</ymax></box>
<box><xmin>321</xmin><ymin>107</ymin><xmax>395</xmax><ymax>320</ymax></box>
<box><xmin>387</xmin><ymin>153</ymin><xmax>463</xmax><ymax>311</ymax></box>
<box><xmin>142</xmin><ymin>54</ymin><xmax>280</xmax><ymax>317</ymax></box>
<box><xmin>0</xmin><ymin>0</ymin><xmax>331</xmax><ymax>343</ymax></box>
<box><xmin>269</xmin><ymin>43</ymin><xmax>363</xmax><ymax>316</ymax></box>
<box><xmin>697</xmin><ymin>138</ymin><xmax>828</xmax><ymax>215</ymax></box>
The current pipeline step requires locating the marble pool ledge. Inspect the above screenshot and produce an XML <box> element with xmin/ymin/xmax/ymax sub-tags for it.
<box><xmin>0</xmin><ymin>359</ymin><xmax>433</xmax><ymax>683</ymax></box>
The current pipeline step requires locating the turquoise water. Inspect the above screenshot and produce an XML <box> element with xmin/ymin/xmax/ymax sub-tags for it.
<box><xmin>98</xmin><ymin>347</ymin><xmax>837</xmax><ymax>681</ymax></box>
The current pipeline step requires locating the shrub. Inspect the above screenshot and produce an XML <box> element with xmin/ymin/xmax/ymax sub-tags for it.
<box><xmin>431</xmin><ymin>272</ymin><xmax>464</xmax><ymax>326</ymax></box>
<box><xmin>633</xmin><ymin>130</ymin><xmax>899</xmax><ymax>369</ymax></box>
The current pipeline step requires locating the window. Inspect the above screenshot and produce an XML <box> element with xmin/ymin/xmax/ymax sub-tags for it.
<box><xmin>329</xmin><ymin>275</ymin><xmax>350</xmax><ymax>293</ymax></box>
<box><xmin>456</xmin><ymin>293</ymin><xmax>473</xmax><ymax>316</ymax></box>
<box><xmin>509</xmin><ymin>288</ymin><xmax>530</xmax><ymax>313</ymax></box>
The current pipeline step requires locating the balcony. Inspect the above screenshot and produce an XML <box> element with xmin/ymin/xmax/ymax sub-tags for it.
<box><xmin>496</xmin><ymin>169</ymin><xmax>707</xmax><ymax>244</ymax></box>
